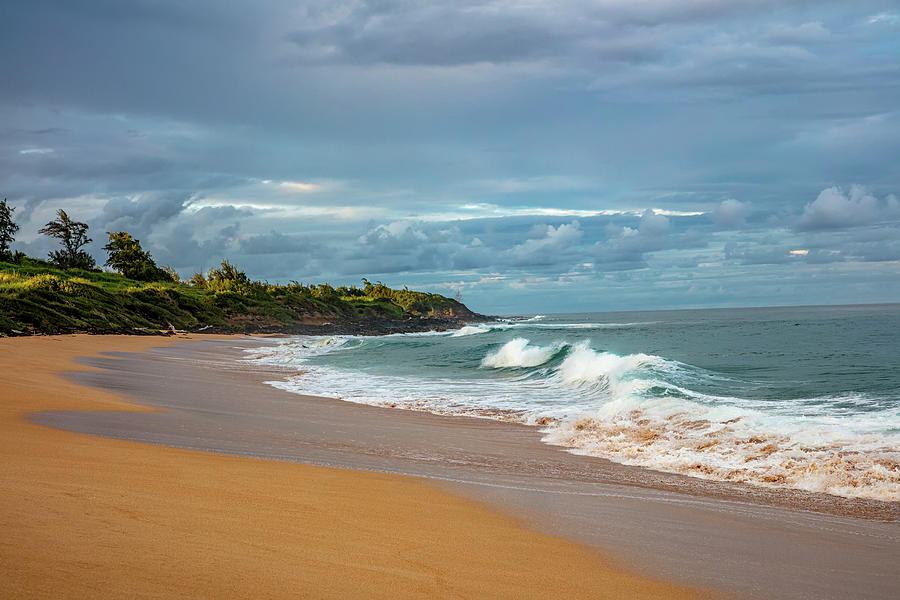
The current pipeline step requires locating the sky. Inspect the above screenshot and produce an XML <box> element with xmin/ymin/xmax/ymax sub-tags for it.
<box><xmin>2</xmin><ymin>0</ymin><xmax>899</xmax><ymax>314</ymax></box>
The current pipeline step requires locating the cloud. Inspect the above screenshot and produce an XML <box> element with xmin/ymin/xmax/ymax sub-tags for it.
<box><xmin>158</xmin><ymin>221</ymin><xmax>242</xmax><ymax>272</ymax></box>
<box><xmin>278</xmin><ymin>180</ymin><xmax>325</xmax><ymax>193</ymax></box>
<box><xmin>638</xmin><ymin>209</ymin><xmax>669</xmax><ymax>235</ymax></box>
<box><xmin>283</xmin><ymin>0</ymin><xmax>755</xmax><ymax>68</ymax></box>
<box><xmin>346</xmin><ymin>220</ymin><xmax>479</xmax><ymax>273</ymax></box>
<box><xmin>358</xmin><ymin>220</ymin><xmax>430</xmax><ymax>248</ymax></box>
<box><xmin>713</xmin><ymin>199</ymin><xmax>750</xmax><ymax>228</ymax></box>
<box><xmin>591</xmin><ymin>210</ymin><xmax>680</xmax><ymax>269</ymax></box>
<box><xmin>867</xmin><ymin>12</ymin><xmax>900</xmax><ymax>25</ymax></box>
<box><xmin>724</xmin><ymin>242</ymin><xmax>791</xmax><ymax>265</ymax></box>
<box><xmin>19</xmin><ymin>148</ymin><xmax>54</xmax><ymax>155</ymax></box>
<box><xmin>506</xmin><ymin>220</ymin><xmax>583</xmax><ymax>265</ymax></box>
<box><xmin>96</xmin><ymin>193</ymin><xmax>192</xmax><ymax>237</ymax></box>
<box><xmin>764</xmin><ymin>22</ymin><xmax>831</xmax><ymax>45</ymax></box>
<box><xmin>796</xmin><ymin>185</ymin><xmax>900</xmax><ymax>230</ymax></box>
<box><xmin>240</xmin><ymin>230</ymin><xmax>314</xmax><ymax>255</ymax></box>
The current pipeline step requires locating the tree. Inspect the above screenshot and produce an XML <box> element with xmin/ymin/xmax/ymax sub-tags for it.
<box><xmin>103</xmin><ymin>231</ymin><xmax>171</xmax><ymax>281</ymax></box>
<box><xmin>38</xmin><ymin>209</ymin><xmax>96</xmax><ymax>270</ymax></box>
<box><xmin>0</xmin><ymin>198</ymin><xmax>19</xmax><ymax>261</ymax></box>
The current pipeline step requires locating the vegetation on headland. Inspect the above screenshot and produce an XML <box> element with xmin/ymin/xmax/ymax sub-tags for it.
<box><xmin>0</xmin><ymin>202</ymin><xmax>485</xmax><ymax>336</ymax></box>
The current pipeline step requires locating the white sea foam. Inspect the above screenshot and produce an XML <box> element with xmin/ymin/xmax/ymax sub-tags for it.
<box><xmin>481</xmin><ymin>338</ymin><xmax>562</xmax><ymax>368</ymax></box>
<box><xmin>542</xmin><ymin>396</ymin><xmax>900</xmax><ymax>501</ymax></box>
<box><xmin>521</xmin><ymin>321</ymin><xmax>656</xmax><ymax>330</ymax></box>
<box><xmin>451</xmin><ymin>324</ymin><xmax>494</xmax><ymax>337</ymax></box>
<box><xmin>243</xmin><ymin>336</ymin><xmax>353</xmax><ymax>365</ymax></box>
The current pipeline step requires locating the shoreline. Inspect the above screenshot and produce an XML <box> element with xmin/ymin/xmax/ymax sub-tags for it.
<box><xmin>0</xmin><ymin>333</ymin><xmax>718</xmax><ymax>599</ymax></box>
<box><xmin>249</xmin><ymin>317</ymin><xmax>899</xmax><ymax>508</ymax></box>
<box><xmin>251</xmin><ymin>336</ymin><xmax>897</xmax><ymax>521</ymax></box>
<box><xmin>25</xmin><ymin>335</ymin><xmax>900</xmax><ymax>599</ymax></box>
<box><xmin>262</xmin><ymin>374</ymin><xmax>899</xmax><ymax>516</ymax></box>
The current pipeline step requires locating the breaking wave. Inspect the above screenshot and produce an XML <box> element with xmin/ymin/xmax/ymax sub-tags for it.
<box><xmin>555</xmin><ymin>342</ymin><xmax>661</xmax><ymax>386</ymax></box>
<box><xmin>451</xmin><ymin>324</ymin><xmax>501</xmax><ymax>337</ymax></box>
<box><xmin>481</xmin><ymin>338</ymin><xmax>564</xmax><ymax>368</ymax></box>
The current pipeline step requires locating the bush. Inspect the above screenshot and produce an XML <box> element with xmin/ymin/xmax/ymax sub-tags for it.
<box><xmin>47</xmin><ymin>249</ymin><xmax>96</xmax><ymax>271</ymax></box>
<box><xmin>204</xmin><ymin>260</ymin><xmax>262</xmax><ymax>297</ymax></box>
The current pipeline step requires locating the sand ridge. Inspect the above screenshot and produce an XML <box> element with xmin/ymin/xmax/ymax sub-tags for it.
<box><xmin>0</xmin><ymin>334</ymin><xmax>717</xmax><ymax>599</ymax></box>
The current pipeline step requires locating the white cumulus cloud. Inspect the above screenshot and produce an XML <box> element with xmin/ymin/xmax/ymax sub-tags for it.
<box><xmin>797</xmin><ymin>185</ymin><xmax>900</xmax><ymax>230</ymax></box>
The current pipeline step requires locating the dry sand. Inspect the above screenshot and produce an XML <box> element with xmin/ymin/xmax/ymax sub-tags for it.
<box><xmin>0</xmin><ymin>334</ymin><xmax>716</xmax><ymax>599</ymax></box>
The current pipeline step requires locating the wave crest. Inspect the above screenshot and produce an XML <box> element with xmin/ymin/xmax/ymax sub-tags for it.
<box><xmin>482</xmin><ymin>338</ymin><xmax>561</xmax><ymax>368</ymax></box>
<box><xmin>557</xmin><ymin>342</ymin><xmax>663</xmax><ymax>387</ymax></box>
<box><xmin>451</xmin><ymin>324</ymin><xmax>493</xmax><ymax>337</ymax></box>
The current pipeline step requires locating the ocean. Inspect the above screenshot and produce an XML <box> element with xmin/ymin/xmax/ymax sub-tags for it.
<box><xmin>247</xmin><ymin>304</ymin><xmax>900</xmax><ymax>502</ymax></box>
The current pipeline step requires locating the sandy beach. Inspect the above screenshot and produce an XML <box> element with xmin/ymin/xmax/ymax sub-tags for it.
<box><xmin>0</xmin><ymin>334</ymin><xmax>723</xmax><ymax>599</ymax></box>
<box><xmin>20</xmin><ymin>334</ymin><xmax>895</xmax><ymax>600</ymax></box>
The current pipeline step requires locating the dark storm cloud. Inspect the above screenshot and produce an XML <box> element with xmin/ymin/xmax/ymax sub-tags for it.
<box><xmin>284</xmin><ymin>0</ymin><xmax>815</xmax><ymax>68</ymax></box>
<box><xmin>1</xmin><ymin>1</ymin><xmax>899</xmax><ymax>311</ymax></box>
<box><xmin>97</xmin><ymin>193</ymin><xmax>192</xmax><ymax>236</ymax></box>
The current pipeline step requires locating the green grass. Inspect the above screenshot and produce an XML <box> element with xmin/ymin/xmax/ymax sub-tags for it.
<box><xmin>0</xmin><ymin>257</ymin><xmax>478</xmax><ymax>335</ymax></box>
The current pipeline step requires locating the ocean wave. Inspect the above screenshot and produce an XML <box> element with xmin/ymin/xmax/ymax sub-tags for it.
<box><xmin>481</xmin><ymin>338</ymin><xmax>564</xmax><ymax>368</ymax></box>
<box><xmin>554</xmin><ymin>342</ymin><xmax>664</xmax><ymax>387</ymax></box>
<box><xmin>517</xmin><ymin>314</ymin><xmax>545</xmax><ymax>322</ymax></box>
<box><xmin>451</xmin><ymin>324</ymin><xmax>496</xmax><ymax>337</ymax></box>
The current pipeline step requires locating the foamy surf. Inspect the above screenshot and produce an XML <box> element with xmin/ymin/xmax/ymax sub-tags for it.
<box><xmin>451</xmin><ymin>323</ymin><xmax>509</xmax><ymax>337</ymax></box>
<box><xmin>247</xmin><ymin>308</ymin><xmax>900</xmax><ymax>502</ymax></box>
<box><xmin>542</xmin><ymin>396</ymin><xmax>900</xmax><ymax>501</ymax></box>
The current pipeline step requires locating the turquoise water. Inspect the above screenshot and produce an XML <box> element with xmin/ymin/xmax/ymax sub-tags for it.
<box><xmin>249</xmin><ymin>304</ymin><xmax>900</xmax><ymax>501</ymax></box>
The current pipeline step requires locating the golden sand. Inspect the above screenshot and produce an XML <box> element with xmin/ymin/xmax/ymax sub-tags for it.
<box><xmin>0</xmin><ymin>334</ymin><xmax>717</xmax><ymax>599</ymax></box>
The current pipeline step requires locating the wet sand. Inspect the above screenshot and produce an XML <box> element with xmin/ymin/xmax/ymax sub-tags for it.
<box><xmin>0</xmin><ymin>334</ymin><xmax>718</xmax><ymax>599</ymax></box>
<box><xmin>5</xmin><ymin>336</ymin><xmax>899</xmax><ymax>598</ymax></box>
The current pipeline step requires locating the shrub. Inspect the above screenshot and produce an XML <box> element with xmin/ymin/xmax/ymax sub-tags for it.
<box><xmin>189</xmin><ymin>272</ymin><xmax>208</xmax><ymax>287</ymax></box>
<box><xmin>204</xmin><ymin>260</ymin><xmax>262</xmax><ymax>297</ymax></box>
